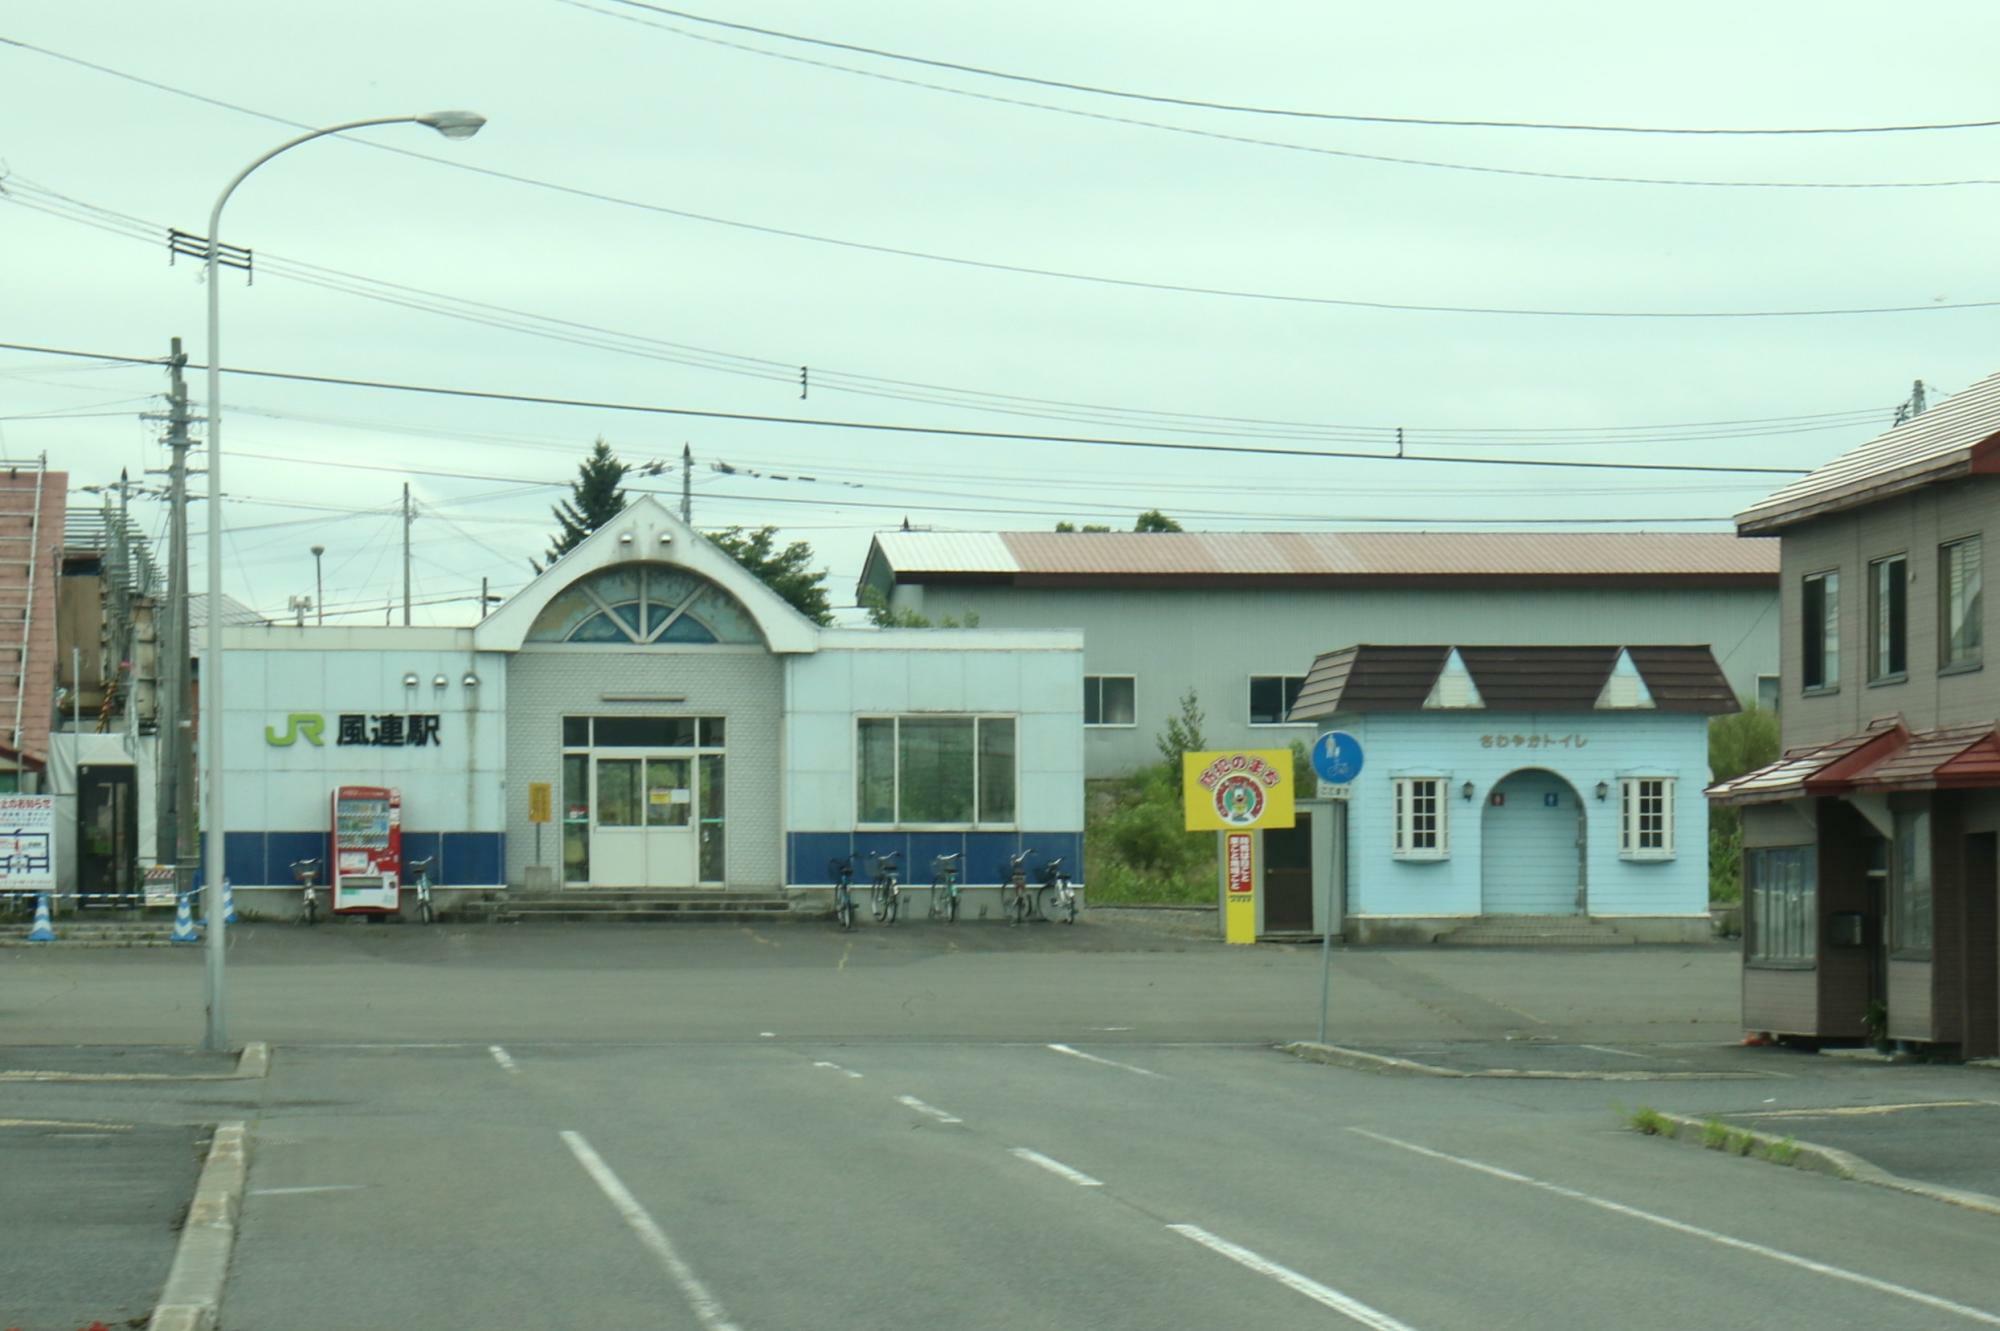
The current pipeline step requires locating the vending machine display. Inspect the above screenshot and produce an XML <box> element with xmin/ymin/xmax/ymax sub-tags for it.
<box><xmin>332</xmin><ymin>786</ymin><xmax>401</xmax><ymax>915</ymax></box>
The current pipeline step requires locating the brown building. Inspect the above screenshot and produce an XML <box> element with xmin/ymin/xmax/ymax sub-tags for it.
<box><xmin>1711</xmin><ymin>375</ymin><xmax>2000</xmax><ymax>1054</ymax></box>
<box><xmin>0</xmin><ymin>462</ymin><xmax>67</xmax><ymax>790</ymax></box>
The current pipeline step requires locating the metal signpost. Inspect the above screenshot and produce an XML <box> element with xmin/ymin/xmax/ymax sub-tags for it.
<box><xmin>1310</xmin><ymin>731</ymin><xmax>1364</xmax><ymax>1043</ymax></box>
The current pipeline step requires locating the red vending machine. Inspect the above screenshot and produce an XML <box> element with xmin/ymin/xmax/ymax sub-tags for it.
<box><xmin>331</xmin><ymin>786</ymin><xmax>401</xmax><ymax>915</ymax></box>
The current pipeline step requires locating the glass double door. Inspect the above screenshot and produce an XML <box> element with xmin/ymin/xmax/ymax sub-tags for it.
<box><xmin>592</xmin><ymin>753</ymin><xmax>698</xmax><ymax>887</ymax></box>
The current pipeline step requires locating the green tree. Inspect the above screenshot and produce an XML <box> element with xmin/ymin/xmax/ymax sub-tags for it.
<box><xmin>1134</xmin><ymin>510</ymin><xmax>1183</xmax><ymax>532</ymax></box>
<box><xmin>1707</xmin><ymin>706</ymin><xmax>1781</xmax><ymax>903</ymax></box>
<box><xmin>1055</xmin><ymin>521</ymin><xmax>1112</xmax><ymax>532</ymax></box>
<box><xmin>857</xmin><ymin>585</ymin><xmax>979</xmax><ymax>628</ymax></box>
<box><xmin>1156</xmin><ymin>687</ymin><xmax>1206</xmax><ymax>791</ymax></box>
<box><xmin>535</xmin><ymin>438</ymin><xmax>628</xmax><ymax>572</ymax></box>
<box><xmin>706</xmin><ymin>526</ymin><xmax>833</xmax><ymax>625</ymax></box>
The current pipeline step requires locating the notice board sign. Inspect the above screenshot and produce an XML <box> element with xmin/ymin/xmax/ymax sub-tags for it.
<box><xmin>527</xmin><ymin>782</ymin><xmax>554</xmax><ymax>824</ymax></box>
<box><xmin>1223</xmin><ymin>830</ymin><xmax>1255</xmax><ymax>945</ymax></box>
<box><xmin>1182</xmin><ymin>749</ymin><xmax>1296</xmax><ymax>832</ymax></box>
<box><xmin>0</xmin><ymin>795</ymin><xmax>56</xmax><ymax>893</ymax></box>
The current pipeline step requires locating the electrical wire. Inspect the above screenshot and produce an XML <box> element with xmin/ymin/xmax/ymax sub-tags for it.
<box><xmin>4</xmin><ymin>41</ymin><xmax>1999</xmax><ymax>318</ymax></box>
<box><xmin>567</xmin><ymin>2</ymin><xmax>2000</xmax><ymax>190</ymax></box>
<box><xmin>587</xmin><ymin>2</ymin><xmax>2000</xmax><ymax>137</ymax></box>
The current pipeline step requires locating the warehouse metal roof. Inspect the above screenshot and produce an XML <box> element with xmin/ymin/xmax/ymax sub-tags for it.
<box><xmin>860</xmin><ymin>530</ymin><xmax>1776</xmax><ymax>592</ymax></box>
<box><xmin>1736</xmin><ymin>371</ymin><xmax>2000</xmax><ymax>535</ymax></box>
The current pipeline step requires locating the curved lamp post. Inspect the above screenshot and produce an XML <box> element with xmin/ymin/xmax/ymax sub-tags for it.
<box><xmin>202</xmin><ymin>111</ymin><xmax>485</xmax><ymax>1052</ymax></box>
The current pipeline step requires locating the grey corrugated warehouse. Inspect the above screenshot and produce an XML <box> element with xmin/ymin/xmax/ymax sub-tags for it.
<box><xmin>860</xmin><ymin>531</ymin><xmax>1781</xmax><ymax>777</ymax></box>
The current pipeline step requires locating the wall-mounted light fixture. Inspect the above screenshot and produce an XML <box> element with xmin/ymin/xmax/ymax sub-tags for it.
<box><xmin>432</xmin><ymin>674</ymin><xmax>449</xmax><ymax>689</ymax></box>
<box><xmin>1460</xmin><ymin>781</ymin><xmax>1476</xmax><ymax>802</ymax></box>
<box><xmin>402</xmin><ymin>672</ymin><xmax>419</xmax><ymax>688</ymax></box>
<box><xmin>658</xmin><ymin>532</ymin><xmax>672</xmax><ymax>546</ymax></box>
<box><xmin>1595</xmin><ymin>781</ymin><xmax>1610</xmax><ymax>802</ymax></box>
<box><xmin>463</xmin><ymin>672</ymin><xmax>480</xmax><ymax>688</ymax></box>
<box><xmin>618</xmin><ymin>531</ymin><xmax>633</xmax><ymax>545</ymax></box>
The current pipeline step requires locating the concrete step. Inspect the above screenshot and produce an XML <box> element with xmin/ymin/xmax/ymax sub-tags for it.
<box><xmin>1434</xmin><ymin>916</ymin><xmax>1634</xmax><ymax>946</ymax></box>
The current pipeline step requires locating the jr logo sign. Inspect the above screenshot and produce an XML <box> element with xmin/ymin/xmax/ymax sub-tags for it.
<box><xmin>265</xmin><ymin>713</ymin><xmax>326</xmax><ymax>747</ymax></box>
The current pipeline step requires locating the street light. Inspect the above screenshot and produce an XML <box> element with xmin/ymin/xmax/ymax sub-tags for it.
<box><xmin>201</xmin><ymin>111</ymin><xmax>486</xmax><ymax>1052</ymax></box>
<box><xmin>310</xmin><ymin>545</ymin><xmax>325</xmax><ymax>627</ymax></box>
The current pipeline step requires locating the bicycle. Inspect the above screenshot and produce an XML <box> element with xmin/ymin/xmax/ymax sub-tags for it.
<box><xmin>1000</xmin><ymin>848</ymin><xmax>1035</xmax><ymax>925</ymax></box>
<box><xmin>829</xmin><ymin>855</ymin><xmax>857</xmax><ymax>930</ymax></box>
<box><xmin>408</xmin><ymin>856</ymin><xmax>436</xmax><ymax>925</ymax></box>
<box><xmin>869</xmin><ymin>851</ymin><xmax>902</xmax><ymax>925</ymax></box>
<box><xmin>928</xmin><ymin>853</ymin><xmax>961</xmax><ymax>923</ymax></box>
<box><xmin>290</xmin><ymin>857</ymin><xmax>322</xmax><ymax>926</ymax></box>
<box><xmin>1037</xmin><ymin>857</ymin><xmax>1077</xmax><ymax>925</ymax></box>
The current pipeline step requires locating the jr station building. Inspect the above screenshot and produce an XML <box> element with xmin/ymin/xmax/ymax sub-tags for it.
<box><xmin>209</xmin><ymin>497</ymin><xmax>1085</xmax><ymax>916</ymax></box>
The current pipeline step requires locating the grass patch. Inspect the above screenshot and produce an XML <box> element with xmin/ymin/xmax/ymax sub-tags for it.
<box><xmin>1701</xmin><ymin>1118</ymin><xmax>1732</xmax><ymax>1150</ymax></box>
<box><xmin>1765</xmin><ymin>1136</ymin><xmax>1801</xmax><ymax>1166</ymax></box>
<box><xmin>1084</xmin><ymin>764</ymin><xmax>1217</xmax><ymax>905</ymax></box>
<box><xmin>1728</xmin><ymin>1130</ymin><xmax>1756</xmax><ymax>1157</ymax></box>
<box><xmin>1628</xmin><ymin>1106</ymin><xmax>1673</xmax><ymax>1137</ymax></box>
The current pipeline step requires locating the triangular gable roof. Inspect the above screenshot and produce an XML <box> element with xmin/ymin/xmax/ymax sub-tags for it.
<box><xmin>1422</xmin><ymin>648</ymin><xmax>1485</xmax><ymax>709</ymax></box>
<box><xmin>1291</xmin><ymin>644</ymin><xmax>1737</xmax><ymax>721</ymax></box>
<box><xmin>1594</xmin><ymin>648</ymin><xmax>1656</xmax><ymax>710</ymax></box>
<box><xmin>474</xmin><ymin>496</ymin><xmax>821</xmax><ymax>654</ymax></box>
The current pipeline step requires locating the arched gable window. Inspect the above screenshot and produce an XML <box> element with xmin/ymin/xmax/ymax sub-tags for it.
<box><xmin>525</xmin><ymin>564</ymin><xmax>763</xmax><ymax>646</ymax></box>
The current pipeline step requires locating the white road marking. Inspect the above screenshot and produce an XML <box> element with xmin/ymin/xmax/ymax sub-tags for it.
<box><xmin>561</xmin><ymin>1131</ymin><xmax>743</xmax><ymax>1331</ymax></box>
<box><xmin>1578</xmin><ymin>1044</ymin><xmax>1648</xmax><ymax>1060</ymax></box>
<box><xmin>1009</xmin><ymin>1147</ymin><xmax>1103</xmax><ymax>1187</ymax></box>
<box><xmin>1740</xmin><ymin>1099</ymin><xmax>1998</xmax><ymax>1120</ymax></box>
<box><xmin>1351</xmin><ymin>1129</ymin><xmax>2000</xmax><ymax>1327</ymax></box>
<box><xmin>0</xmin><ymin>1117</ymin><xmax>132</xmax><ymax>1131</ymax></box>
<box><xmin>1167</xmin><ymin>1224</ymin><xmax>1419</xmax><ymax>1330</ymax></box>
<box><xmin>812</xmin><ymin>1060</ymin><xmax>863</xmax><ymax>1079</ymax></box>
<box><xmin>896</xmin><ymin>1094</ymin><xmax>962</xmax><ymax>1124</ymax></box>
<box><xmin>250</xmin><ymin>1184</ymin><xmax>365</xmax><ymax>1196</ymax></box>
<box><xmin>759</xmin><ymin>1031</ymin><xmax>776</xmax><ymax>1038</ymax></box>
<box><xmin>1047</xmin><ymin>1043</ymin><xmax>1162</xmax><ymax>1078</ymax></box>
<box><xmin>1090</xmin><ymin>1026</ymin><xmax>1135</xmax><ymax>1032</ymax></box>
<box><xmin>488</xmin><ymin>1045</ymin><xmax>518</xmax><ymax>1073</ymax></box>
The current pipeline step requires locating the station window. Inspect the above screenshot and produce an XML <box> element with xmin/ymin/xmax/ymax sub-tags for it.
<box><xmin>1249</xmin><ymin>675</ymin><xmax>1308</xmax><ymax>726</ymax></box>
<box><xmin>1392</xmin><ymin>777</ymin><xmax>1448</xmax><ymax>859</ymax></box>
<box><xmin>1084</xmin><ymin>675</ymin><xmax>1136</xmax><ymax>727</ymax></box>
<box><xmin>1619</xmin><ymin>777</ymin><xmax>1676</xmax><ymax>859</ymax></box>
<box><xmin>856</xmin><ymin>715</ymin><xmax>1016</xmax><ymax>827</ymax></box>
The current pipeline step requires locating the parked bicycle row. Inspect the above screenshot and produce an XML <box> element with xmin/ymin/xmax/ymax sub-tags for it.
<box><xmin>827</xmin><ymin>850</ymin><xmax>1076</xmax><ymax>929</ymax></box>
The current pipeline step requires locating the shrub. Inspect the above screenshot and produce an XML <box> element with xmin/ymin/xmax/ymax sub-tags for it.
<box><xmin>1708</xmin><ymin>707</ymin><xmax>1780</xmax><ymax>904</ymax></box>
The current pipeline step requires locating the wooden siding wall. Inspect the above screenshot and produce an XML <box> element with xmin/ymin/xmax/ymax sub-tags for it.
<box><xmin>1963</xmin><ymin>831</ymin><xmax>1999</xmax><ymax>1058</ymax></box>
<box><xmin>1888</xmin><ymin>961</ymin><xmax>1933</xmax><ymax>1041</ymax></box>
<box><xmin>1930</xmin><ymin>796</ymin><xmax>1967</xmax><ymax>1046</ymax></box>
<box><xmin>1779</xmin><ymin>478</ymin><xmax>2000</xmax><ymax>752</ymax></box>
<box><xmin>1740</xmin><ymin>802</ymin><xmax>1819</xmax><ymax>1037</ymax></box>
<box><xmin>1815</xmin><ymin>800</ymin><xmax>1873</xmax><ymax>1040</ymax></box>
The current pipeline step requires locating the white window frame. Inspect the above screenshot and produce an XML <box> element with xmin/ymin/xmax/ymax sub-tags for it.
<box><xmin>1083</xmin><ymin>674</ymin><xmax>1137</xmax><ymax>728</ymax></box>
<box><xmin>1392</xmin><ymin>776</ymin><xmax>1450</xmax><ymax>860</ymax></box>
<box><xmin>854</xmin><ymin>714</ymin><xmax>1019</xmax><ymax>830</ymax></box>
<box><xmin>1248</xmin><ymin>674</ymin><xmax>1311</xmax><ymax>727</ymax></box>
<box><xmin>1619</xmin><ymin>776</ymin><xmax>1677</xmax><ymax>860</ymax></box>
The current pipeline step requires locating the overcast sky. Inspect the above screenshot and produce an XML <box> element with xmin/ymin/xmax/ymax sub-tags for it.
<box><xmin>6</xmin><ymin>1</ymin><xmax>2000</xmax><ymax>624</ymax></box>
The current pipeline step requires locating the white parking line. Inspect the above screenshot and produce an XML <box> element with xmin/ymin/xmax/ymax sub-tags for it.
<box><xmin>561</xmin><ymin>1131</ymin><xmax>743</xmax><ymax>1331</ymax></box>
<box><xmin>896</xmin><ymin>1094</ymin><xmax>962</xmax><ymax>1124</ymax></box>
<box><xmin>1047</xmin><ymin>1043</ymin><xmax>1162</xmax><ymax>1078</ymax></box>
<box><xmin>1577</xmin><ymin>1044</ymin><xmax>1648</xmax><ymax>1060</ymax></box>
<box><xmin>250</xmin><ymin>1185</ymin><xmax>365</xmax><ymax>1196</ymax></box>
<box><xmin>1351</xmin><ymin>1129</ymin><xmax>2000</xmax><ymax>1327</ymax></box>
<box><xmin>812</xmin><ymin>1060</ymin><xmax>864</xmax><ymax>1079</ymax></box>
<box><xmin>489</xmin><ymin>1045</ymin><xmax>518</xmax><ymax>1073</ymax></box>
<box><xmin>1168</xmin><ymin>1224</ymin><xmax>1419</xmax><ymax>1330</ymax></box>
<box><xmin>1009</xmin><ymin>1147</ymin><xmax>1103</xmax><ymax>1187</ymax></box>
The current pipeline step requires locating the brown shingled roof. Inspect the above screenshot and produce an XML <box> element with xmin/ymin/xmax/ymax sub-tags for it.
<box><xmin>1290</xmin><ymin>644</ymin><xmax>1738</xmax><ymax>720</ymax></box>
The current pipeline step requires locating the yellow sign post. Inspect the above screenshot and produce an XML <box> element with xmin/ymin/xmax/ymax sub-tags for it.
<box><xmin>1182</xmin><ymin>749</ymin><xmax>1295</xmax><ymax>944</ymax></box>
<box><xmin>527</xmin><ymin>782</ymin><xmax>554</xmax><ymax>824</ymax></box>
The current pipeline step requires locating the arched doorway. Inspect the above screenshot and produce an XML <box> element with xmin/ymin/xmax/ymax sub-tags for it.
<box><xmin>1480</xmin><ymin>768</ymin><xmax>1586</xmax><ymax>915</ymax></box>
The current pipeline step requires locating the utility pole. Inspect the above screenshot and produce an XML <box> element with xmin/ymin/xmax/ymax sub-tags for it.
<box><xmin>402</xmin><ymin>482</ymin><xmax>413</xmax><ymax>626</ymax></box>
<box><xmin>155</xmin><ymin>338</ymin><xmax>197</xmax><ymax>900</ymax></box>
<box><xmin>681</xmin><ymin>442</ymin><xmax>692</xmax><ymax>524</ymax></box>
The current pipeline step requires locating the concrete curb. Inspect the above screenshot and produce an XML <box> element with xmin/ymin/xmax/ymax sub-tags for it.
<box><xmin>1636</xmin><ymin>1108</ymin><xmax>2000</xmax><ymax>1219</ymax></box>
<box><xmin>1280</xmin><ymin>1041</ymin><xmax>1774</xmax><ymax>1082</ymax></box>
<box><xmin>0</xmin><ymin>1041</ymin><xmax>270</xmax><ymax>1084</ymax></box>
<box><xmin>148</xmin><ymin>1121</ymin><xmax>248</xmax><ymax>1331</ymax></box>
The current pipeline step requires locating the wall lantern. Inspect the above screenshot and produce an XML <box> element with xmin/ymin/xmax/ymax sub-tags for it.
<box><xmin>402</xmin><ymin>672</ymin><xmax>419</xmax><ymax>688</ymax></box>
<box><xmin>432</xmin><ymin>674</ymin><xmax>449</xmax><ymax>688</ymax></box>
<box><xmin>658</xmin><ymin>532</ymin><xmax>672</xmax><ymax>546</ymax></box>
<box><xmin>618</xmin><ymin>531</ymin><xmax>634</xmax><ymax>545</ymax></box>
<box><xmin>1595</xmin><ymin>781</ymin><xmax>1610</xmax><ymax>802</ymax></box>
<box><xmin>463</xmin><ymin>672</ymin><xmax>480</xmax><ymax>688</ymax></box>
<box><xmin>1460</xmin><ymin>781</ymin><xmax>1476</xmax><ymax>802</ymax></box>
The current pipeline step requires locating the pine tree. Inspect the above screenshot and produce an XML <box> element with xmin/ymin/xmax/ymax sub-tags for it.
<box><xmin>535</xmin><ymin>439</ymin><xmax>629</xmax><ymax>572</ymax></box>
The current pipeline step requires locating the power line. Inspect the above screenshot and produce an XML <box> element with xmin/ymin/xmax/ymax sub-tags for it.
<box><xmin>589</xmin><ymin>0</ymin><xmax>2000</xmax><ymax>137</ymax></box>
<box><xmin>566</xmin><ymin>2</ymin><xmax>2000</xmax><ymax>190</ymax></box>
<box><xmin>0</xmin><ymin>339</ymin><xmax>1812</xmax><ymax>476</ymax></box>
<box><xmin>6</xmin><ymin>43</ymin><xmax>2000</xmax><ymax>318</ymax></box>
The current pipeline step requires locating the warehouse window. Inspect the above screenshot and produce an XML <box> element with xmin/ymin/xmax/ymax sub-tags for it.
<box><xmin>1250</xmin><ymin>675</ymin><xmax>1307</xmax><ymax>725</ymax></box>
<box><xmin>857</xmin><ymin>716</ymin><xmax>1016</xmax><ymax>826</ymax></box>
<box><xmin>1083</xmin><ymin>676</ymin><xmax>1136</xmax><ymax>727</ymax></box>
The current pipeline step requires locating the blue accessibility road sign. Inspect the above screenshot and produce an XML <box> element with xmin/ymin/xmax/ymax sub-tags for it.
<box><xmin>1311</xmin><ymin>731</ymin><xmax>1364</xmax><ymax>785</ymax></box>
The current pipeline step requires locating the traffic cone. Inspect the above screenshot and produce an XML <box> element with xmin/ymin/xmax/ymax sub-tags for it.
<box><xmin>24</xmin><ymin>893</ymin><xmax>55</xmax><ymax>942</ymax></box>
<box><xmin>222</xmin><ymin>878</ymin><xmax>238</xmax><ymax>925</ymax></box>
<box><xmin>170</xmin><ymin>893</ymin><xmax>201</xmax><ymax>943</ymax></box>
